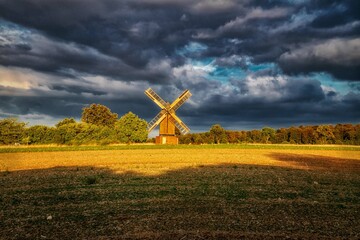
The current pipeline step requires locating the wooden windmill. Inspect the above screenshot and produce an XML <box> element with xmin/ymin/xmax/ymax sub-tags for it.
<box><xmin>145</xmin><ymin>88</ymin><xmax>192</xmax><ymax>144</ymax></box>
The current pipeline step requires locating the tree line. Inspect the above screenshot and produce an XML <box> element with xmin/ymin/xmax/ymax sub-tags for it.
<box><xmin>0</xmin><ymin>104</ymin><xmax>148</xmax><ymax>145</ymax></box>
<box><xmin>179</xmin><ymin>124</ymin><xmax>360</xmax><ymax>145</ymax></box>
<box><xmin>0</xmin><ymin>103</ymin><xmax>359</xmax><ymax>145</ymax></box>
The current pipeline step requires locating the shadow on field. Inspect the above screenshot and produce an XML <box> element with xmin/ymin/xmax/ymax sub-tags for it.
<box><xmin>1</xmin><ymin>161</ymin><xmax>359</xmax><ymax>239</ymax></box>
<box><xmin>269</xmin><ymin>153</ymin><xmax>360</xmax><ymax>172</ymax></box>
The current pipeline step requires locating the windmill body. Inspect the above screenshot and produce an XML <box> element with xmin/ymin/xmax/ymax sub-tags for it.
<box><xmin>159</xmin><ymin>114</ymin><xmax>175</xmax><ymax>136</ymax></box>
<box><xmin>145</xmin><ymin>88</ymin><xmax>192</xmax><ymax>144</ymax></box>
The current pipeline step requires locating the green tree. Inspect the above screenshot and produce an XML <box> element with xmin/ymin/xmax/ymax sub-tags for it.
<box><xmin>95</xmin><ymin>126</ymin><xmax>117</xmax><ymax>145</ymax></box>
<box><xmin>0</xmin><ymin>118</ymin><xmax>26</xmax><ymax>145</ymax></box>
<box><xmin>53</xmin><ymin>122</ymin><xmax>82</xmax><ymax>145</ymax></box>
<box><xmin>193</xmin><ymin>134</ymin><xmax>204</xmax><ymax>144</ymax></box>
<box><xmin>56</xmin><ymin>118</ymin><xmax>76</xmax><ymax>128</ymax></box>
<box><xmin>115</xmin><ymin>112</ymin><xmax>148</xmax><ymax>143</ymax></box>
<box><xmin>261</xmin><ymin>127</ymin><xmax>276</xmax><ymax>143</ymax></box>
<box><xmin>81</xmin><ymin>104</ymin><xmax>118</xmax><ymax>127</ymax></box>
<box><xmin>249</xmin><ymin>129</ymin><xmax>262</xmax><ymax>143</ymax></box>
<box><xmin>71</xmin><ymin>123</ymin><xmax>97</xmax><ymax>145</ymax></box>
<box><xmin>209</xmin><ymin>124</ymin><xmax>226</xmax><ymax>144</ymax></box>
<box><xmin>288</xmin><ymin>127</ymin><xmax>301</xmax><ymax>144</ymax></box>
<box><xmin>201</xmin><ymin>132</ymin><xmax>214</xmax><ymax>144</ymax></box>
<box><xmin>26</xmin><ymin>125</ymin><xmax>55</xmax><ymax>144</ymax></box>
<box><xmin>180</xmin><ymin>133</ymin><xmax>193</xmax><ymax>144</ymax></box>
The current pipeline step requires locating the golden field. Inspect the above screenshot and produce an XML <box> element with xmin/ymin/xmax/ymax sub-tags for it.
<box><xmin>2</xmin><ymin>147</ymin><xmax>360</xmax><ymax>174</ymax></box>
<box><xmin>0</xmin><ymin>145</ymin><xmax>359</xmax><ymax>239</ymax></box>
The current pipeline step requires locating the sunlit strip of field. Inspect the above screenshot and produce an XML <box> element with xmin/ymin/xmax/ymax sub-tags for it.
<box><xmin>0</xmin><ymin>143</ymin><xmax>359</xmax><ymax>153</ymax></box>
<box><xmin>1</xmin><ymin>148</ymin><xmax>359</xmax><ymax>175</ymax></box>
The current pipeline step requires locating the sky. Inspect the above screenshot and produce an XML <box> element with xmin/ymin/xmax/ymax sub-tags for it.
<box><xmin>0</xmin><ymin>0</ymin><xmax>359</xmax><ymax>133</ymax></box>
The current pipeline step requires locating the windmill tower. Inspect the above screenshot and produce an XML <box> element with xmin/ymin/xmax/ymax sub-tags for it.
<box><xmin>145</xmin><ymin>88</ymin><xmax>192</xmax><ymax>144</ymax></box>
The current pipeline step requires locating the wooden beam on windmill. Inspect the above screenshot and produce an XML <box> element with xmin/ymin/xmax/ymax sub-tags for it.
<box><xmin>145</xmin><ymin>88</ymin><xmax>192</xmax><ymax>144</ymax></box>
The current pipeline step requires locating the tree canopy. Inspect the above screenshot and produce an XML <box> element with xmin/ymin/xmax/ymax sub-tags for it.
<box><xmin>179</xmin><ymin>124</ymin><xmax>360</xmax><ymax>145</ymax></box>
<box><xmin>0</xmin><ymin>118</ymin><xmax>26</xmax><ymax>145</ymax></box>
<box><xmin>210</xmin><ymin>124</ymin><xmax>227</xmax><ymax>144</ymax></box>
<box><xmin>81</xmin><ymin>104</ymin><xmax>118</xmax><ymax>127</ymax></box>
<box><xmin>56</xmin><ymin>118</ymin><xmax>76</xmax><ymax>128</ymax></box>
<box><xmin>0</xmin><ymin>104</ymin><xmax>149</xmax><ymax>145</ymax></box>
<box><xmin>115</xmin><ymin>112</ymin><xmax>148</xmax><ymax>143</ymax></box>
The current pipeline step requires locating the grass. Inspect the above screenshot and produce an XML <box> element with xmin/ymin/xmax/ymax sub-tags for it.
<box><xmin>0</xmin><ymin>146</ymin><xmax>359</xmax><ymax>239</ymax></box>
<box><xmin>0</xmin><ymin>143</ymin><xmax>359</xmax><ymax>153</ymax></box>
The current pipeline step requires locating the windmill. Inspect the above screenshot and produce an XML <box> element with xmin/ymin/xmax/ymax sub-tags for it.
<box><xmin>145</xmin><ymin>88</ymin><xmax>192</xmax><ymax>144</ymax></box>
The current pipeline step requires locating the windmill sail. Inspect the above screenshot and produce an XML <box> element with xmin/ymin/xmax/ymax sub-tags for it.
<box><xmin>148</xmin><ymin>111</ymin><xmax>166</xmax><ymax>132</ymax></box>
<box><xmin>169</xmin><ymin>113</ymin><xmax>190</xmax><ymax>135</ymax></box>
<box><xmin>145</xmin><ymin>88</ymin><xmax>167</xmax><ymax>109</ymax></box>
<box><xmin>170</xmin><ymin>90</ymin><xmax>192</xmax><ymax>111</ymax></box>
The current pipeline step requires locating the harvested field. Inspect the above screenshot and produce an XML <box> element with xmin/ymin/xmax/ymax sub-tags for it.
<box><xmin>0</xmin><ymin>145</ymin><xmax>359</xmax><ymax>239</ymax></box>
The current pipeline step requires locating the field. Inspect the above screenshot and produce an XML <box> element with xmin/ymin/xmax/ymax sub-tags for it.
<box><xmin>0</xmin><ymin>144</ymin><xmax>359</xmax><ymax>239</ymax></box>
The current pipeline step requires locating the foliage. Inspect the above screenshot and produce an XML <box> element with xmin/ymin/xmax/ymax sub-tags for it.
<box><xmin>115</xmin><ymin>112</ymin><xmax>148</xmax><ymax>143</ymax></box>
<box><xmin>27</xmin><ymin>125</ymin><xmax>56</xmax><ymax>144</ymax></box>
<box><xmin>53</xmin><ymin>122</ymin><xmax>119</xmax><ymax>145</ymax></box>
<box><xmin>261</xmin><ymin>127</ymin><xmax>276</xmax><ymax>143</ymax></box>
<box><xmin>55</xmin><ymin>118</ymin><xmax>76</xmax><ymax>128</ymax></box>
<box><xmin>209</xmin><ymin>124</ymin><xmax>227</xmax><ymax>144</ymax></box>
<box><xmin>53</xmin><ymin>122</ymin><xmax>79</xmax><ymax>145</ymax></box>
<box><xmin>0</xmin><ymin>118</ymin><xmax>26</xmax><ymax>145</ymax></box>
<box><xmin>81</xmin><ymin>104</ymin><xmax>118</xmax><ymax>127</ymax></box>
<box><xmin>180</xmin><ymin>123</ymin><xmax>360</xmax><ymax>145</ymax></box>
<box><xmin>0</xmin><ymin>104</ymin><xmax>149</xmax><ymax>145</ymax></box>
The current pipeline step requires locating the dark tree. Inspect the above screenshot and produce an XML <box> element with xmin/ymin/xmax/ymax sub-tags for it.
<box><xmin>81</xmin><ymin>104</ymin><xmax>118</xmax><ymax>127</ymax></box>
<box><xmin>210</xmin><ymin>124</ymin><xmax>226</xmax><ymax>144</ymax></box>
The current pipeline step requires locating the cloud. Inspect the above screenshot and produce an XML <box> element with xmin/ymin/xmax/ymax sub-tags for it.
<box><xmin>187</xmin><ymin>0</ymin><xmax>241</xmax><ymax>14</ymax></box>
<box><xmin>129</xmin><ymin>22</ymin><xmax>161</xmax><ymax>40</ymax></box>
<box><xmin>194</xmin><ymin>7</ymin><xmax>291</xmax><ymax>39</ymax></box>
<box><xmin>189</xmin><ymin>74</ymin><xmax>359</xmax><ymax>129</ymax></box>
<box><xmin>0</xmin><ymin>20</ymin><xmax>173</xmax><ymax>83</ymax></box>
<box><xmin>135</xmin><ymin>0</ymin><xmax>242</xmax><ymax>14</ymax></box>
<box><xmin>279</xmin><ymin>38</ymin><xmax>360</xmax><ymax>80</ymax></box>
<box><xmin>222</xmin><ymin>7</ymin><xmax>291</xmax><ymax>28</ymax></box>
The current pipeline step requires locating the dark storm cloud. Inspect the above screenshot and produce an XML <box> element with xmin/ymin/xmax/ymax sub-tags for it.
<box><xmin>190</xmin><ymin>86</ymin><xmax>360</xmax><ymax>130</ymax></box>
<box><xmin>0</xmin><ymin>85</ymin><xmax>154</xmax><ymax>122</ymax></box>
<box><xmin>0</xmin><ymin>22</ymin><xmax>171</xmax><ymax>83</ymax></box>
<box><xmin>0</xmin><ymin>0</ymin><xmax>359</xmax><ymax>130</ymax></box>
<box><xmin>49</xmin><ymin>85</ymin><xmax>107</xmax><ymax>96</ymax></box>
<box><xmin>1</xmin><ymin>0</ymin><xmax>359</xmax><ymax>79</ymax></box>
<box><xmin>278</xmin><ymin>38</ymin><xmax>360</xmax><ymax>81</ymax></box>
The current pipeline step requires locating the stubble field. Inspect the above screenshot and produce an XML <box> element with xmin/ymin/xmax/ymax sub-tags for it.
<box><xmin>0</xmin><ymin>145</ymin><xmax>359</xmax><ymax>239</ymax></box>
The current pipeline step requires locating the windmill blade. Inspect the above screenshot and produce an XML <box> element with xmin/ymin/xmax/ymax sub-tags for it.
<box><xmin>145</xmin><ymin>88</ymin><xmax>167</xmax><ymax>109</ymax></box>
<box><xmin>170</xmin><ymin>89</ymin><xmax>192</xmax><ymax>111</ymax></box>
<box><xmin>169</xmin><ymin>112</ymin><xmax>190</xmax><ymax>135</ymax></box>
<box><xmin>147</xmin><ymin>110</ymin><xmax>167</xmax><ymax>132</ymax></box>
